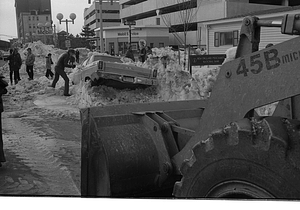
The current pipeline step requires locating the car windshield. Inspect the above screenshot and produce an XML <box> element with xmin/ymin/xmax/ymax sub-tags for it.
<box><xmin>93</xmin><ymin>55</ymin><xmax>122</xmax><ymax>63</ymax></box>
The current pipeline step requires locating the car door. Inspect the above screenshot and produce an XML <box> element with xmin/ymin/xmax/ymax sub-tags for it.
<box><xmin>81</xmin><ymin>56</ymin><xmax>98</xmax><ymax>81</ymax></box>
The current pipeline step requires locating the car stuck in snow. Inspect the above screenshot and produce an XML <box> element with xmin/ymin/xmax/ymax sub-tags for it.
<box><xmin>72</xmin><ymin>54</ymin><xmax>158</xmax><ymax>89</ymax></box>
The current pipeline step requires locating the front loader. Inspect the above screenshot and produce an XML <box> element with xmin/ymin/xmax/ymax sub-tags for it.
<box><xmin>81</xmin><ymin>13</ymin><xmax>300</xmax><ymax>198</ymax></box>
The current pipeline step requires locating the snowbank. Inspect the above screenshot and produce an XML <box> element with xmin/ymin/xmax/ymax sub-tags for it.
<box><xmin>1</xmin><ymin>42</ymin><xmax>277</xmax><ymax>119</ymax></box>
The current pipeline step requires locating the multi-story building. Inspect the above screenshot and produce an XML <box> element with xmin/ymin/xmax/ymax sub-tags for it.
<box><xmin>84</xmin><ymin>0</ymin><xmax>121</xmax><ymax>51</ymax></box>
<box><xmin>119</xmin><ymin>0</ymin><xmax>300</xmax><ymax>48</ymax></box>
<box><xmin>15</xmin><ymin>0</ymin><xmax>53</xmax><ymax>44</ymax></box>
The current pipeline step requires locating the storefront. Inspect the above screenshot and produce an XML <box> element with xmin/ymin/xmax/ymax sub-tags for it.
<box><xmin>103</xmin><ymin>25</ymin><xmax>169</xmax><ymax>55</ymax></box>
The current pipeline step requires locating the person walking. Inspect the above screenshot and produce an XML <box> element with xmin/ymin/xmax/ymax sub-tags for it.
<box><xmin>6</xmin><ymin>49</ymin><xmax>14</xmax><ymax>85</ymax></box>
<box><xmin>7</xmin><ymin>48</ymin><xmax>22</xmax><ymax>85</ymax></box>
<box><xmin>25</xmin><ymin>48</ymin><xmax>35</xmax><ymax>80</ymax></box>
<box><xmin>146</xmin><ymin>46</ymin><xmax>152</xmax><ymax>59</ymax></box>
<box><xmin>75</xmin><ymin>50</ymin><xmax>80</xmax><ymax>63</ymax></box>
<box><xmin>125</xmin><ymin>45</ymin><xmax>135</xmax><ymax>61</ymax></box>
<box><xmin>45</xmin><ymin>53</ymin><xmax>54</xmax><ymax>79</ymax></box>
<box><xmin>138</xmin><ymin>42</ymin><xmax>146</xmax><ymax>62</ymax></box>
<box><xmin>0</xmin><ymin>75</ymin><xmax>8</xmax><ymax>167</ymax></box>
<box><xmin>50</xmin><ymin>49</ymin><xmax>76</xmax><ymax>97</ymax></box>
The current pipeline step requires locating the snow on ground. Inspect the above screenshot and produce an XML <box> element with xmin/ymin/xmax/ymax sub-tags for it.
<box><xmin>0</xmin><ymin>42</ymin><xmax>276</xmax><ymax>120</ymax></box>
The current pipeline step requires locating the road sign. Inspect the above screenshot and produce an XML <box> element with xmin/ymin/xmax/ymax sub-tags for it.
<box><xmin>189</xmin><ymin>54</ymin><xmax>226</xmax><ymax>66</ymax></box>
<box><xmin>124</xmin><ymin>20</ymin><xmax>136</xmax><ymax>26</ymax></box>
<box><xmin>65</xmin><ymin>40</ymin><xmax>71</xmax><ymax>48</ymax></box>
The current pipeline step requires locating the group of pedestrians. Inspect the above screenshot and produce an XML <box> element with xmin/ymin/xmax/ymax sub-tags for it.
<box><xmin>125</xmin><ymin>42</ymin><xmax>152</xmax><ymax>62</ymax></box>
<box><xmin>6</xmin><ymin>47</ymin><xmax>36</xmax><ymax>85</ymax></box>
<box><xmin>6</xmin><ymin>47</ymin><xmax>77</xmax><ymax>97</ymax></box>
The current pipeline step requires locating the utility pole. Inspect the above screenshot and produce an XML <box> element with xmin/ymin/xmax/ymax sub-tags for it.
<box><xmin>99</xmin><ymin>0</ymin><xmax>104</xmax><ymax>52</ymax></box>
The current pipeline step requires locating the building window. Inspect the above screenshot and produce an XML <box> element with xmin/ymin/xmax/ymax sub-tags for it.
<box><xmin>214</xmin><ymin>30</ymin><xmax>239</xmax><ymax>47</ymax></box>
<box><xmin>150</xmin><ymin>43</ymin><xmax>154</xmax><ymax>48</ymax></box>
<box><xmin>103</xmin><ymin>10</ymin><xmax>119</xmax><ymax>14</ymax></box>
<box><xmin>33</xmin><ymin>24</ymin><xmax>35</xmax><ymax>28</ymax></box>
<box><xmin>46</xmin><ymin>16</ymin><xmax>48</xmax><ymax>21</ymax></box>
<box><xmin>32</xmin><ymin>16</ymin><xmax>35</xmax><ymax>21</ymax></box>
<box><xmin>29</xmin><ymin>24</ymin><xmax>31</xmax><ymax>28</ymax></box>
<box><xmin>37</xmin><ymin>16</ymin><xmax>39</xmax><ymax>21</ymax></box>
<box><xmin>159</xmin><ymin>43</ymin><xmax>164</xmax><ymax>48</ymax></box>
<box><xmin>103</xmin><ymin>19</ymin><xmax>121</xmax><ymax>22</ymax></box>
<box><xmin>28</xmin><ymin>16</ymin><xmax>31</xmax><ymax>21</ymax></box>
<box><xmin>156</xmin><ymin>18</ymin><xmax>160</xmax><ymax>25</ymax></box>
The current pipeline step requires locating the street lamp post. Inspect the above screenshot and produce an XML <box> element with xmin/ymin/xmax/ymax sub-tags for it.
<box><xmin>56</xmin><ymin>13</ymin><xmax>76</xmax><ymax>35</ymax></box>
<box><xmin>56</xmin><ymin>13</ymin><xmax>76</xmax><ymax>49</ymax></box>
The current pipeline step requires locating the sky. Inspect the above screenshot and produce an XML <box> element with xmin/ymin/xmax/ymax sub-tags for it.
<box><xmin>0</xmin><ymin>0</ymin><xmax>92</xmax><ymax>41</ymax></box>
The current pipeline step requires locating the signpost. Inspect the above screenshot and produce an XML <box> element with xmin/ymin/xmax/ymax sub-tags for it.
<box><xmin>124</xmin><ymin>20</ymin><xmax>136</xmax><ymax>45</ymax></box>
<box><xmin>189</xmin><ymin>54</ymin><xmax>226</xmax><ymax>74</ymax></box>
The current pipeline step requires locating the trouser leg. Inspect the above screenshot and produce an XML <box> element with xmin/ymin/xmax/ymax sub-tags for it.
<box><xmin>26</xmin><ymin>65</ymin><xmax>30</xmax><ymax>78</ymax></box>
<box><xmin>49</xmin><ymin>70</ymin><xmax>54</xmax><ymax>78</ymax></box>
<box><xmin>17</xmin><ymin>69</ymin><xmax>21</xmax><ymax>80</ymax></box>
<box><xmin>13</xmin><ymin>70</ymin><xmax>18</xmax><ymax>84</ymax></box>
<box><xmin>9</xmin><ymin>70</ymin><xmax>13</xmax><ymax>84</ymax></box>
<box><xmin>59</xmin><ymin>70</ymin><xmax>69</xmax><ymax>95</ymax></box>
<box><xmin>29</xmin><ymin>66</ymin><xmax>34</xmax><ymax>79</ymax></box>
<box><xmin>51</xmin><ymin>70</ymin><xmax>60</xmax><ymax>88</ymax></box>
<box><xmin>0</xmin><ymin>113</ymin><xmax>6</xmax><ymax>162</ymax></box>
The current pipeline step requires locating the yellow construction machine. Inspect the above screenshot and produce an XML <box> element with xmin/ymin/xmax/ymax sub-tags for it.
<box><xmin>80</xmin><ymin>13</ymin><xmax>300</xmax><ymax>198</ymax></box>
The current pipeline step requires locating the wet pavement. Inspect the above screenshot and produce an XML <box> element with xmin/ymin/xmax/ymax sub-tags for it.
<box><xmin>0</xmin><ymin>108</ymin><xmax>81</xmax><ymax>197</ymax></box>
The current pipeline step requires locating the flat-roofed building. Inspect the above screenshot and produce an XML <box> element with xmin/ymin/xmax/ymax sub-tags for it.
<box><xmin>119</xmin><ymin>0</ymin><xmax>300</xmax><ymax>48</ymax></box>
<box><xmin>15</xmin><ymin>0</ymin><xmax>53</xmax><ymax>44</ymax></box>
<box><xmin>84</xmin><ymin>0</ymin><xmax>121</xmax><ymax>51</ymax></box>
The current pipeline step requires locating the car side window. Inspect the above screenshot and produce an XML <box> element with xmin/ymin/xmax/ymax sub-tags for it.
<box><xmin>86</xmin><ymin>56</ymin><xmax>94</xmax><ymax>65</ymax></box>
<box><xmin>82</xmin><ymin>58</ymin><xmax>89</xmax><ymax>67</ymax></box>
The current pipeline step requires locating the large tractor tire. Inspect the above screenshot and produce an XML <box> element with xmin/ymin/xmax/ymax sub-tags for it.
<box><xmin>173</xmin><ymin>117</ymin><xmax>300</xmax><ymax>199</ymax></box>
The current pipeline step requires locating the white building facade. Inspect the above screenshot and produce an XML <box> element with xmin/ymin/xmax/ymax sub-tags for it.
<box><xmin>202</xmin><ymin>6</ymin><xmax>300</xmax><ymax>55</ymax></box>
<box><xmin>17</xmin><ymin>10</ymin><xmax>53</xmax><ymax>44</ymax></box>
<box><xmin>84</xmin><ymin>0</ymin><xmax>121</xmax><ymax>50</ymax></box>
<box><xmin>119</xmin><ymin>0</ymin><xmax>300</xmax><ymax>48</ymax></box>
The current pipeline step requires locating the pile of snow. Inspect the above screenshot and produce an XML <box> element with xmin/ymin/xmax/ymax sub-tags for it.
<box><xmin>1</xmin><ymin>41</ymin><xmax>278</xmax><ymax>119</ymax></box>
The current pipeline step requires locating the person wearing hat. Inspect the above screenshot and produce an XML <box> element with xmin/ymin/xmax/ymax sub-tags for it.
<box><xmin>50</xmin><ymin>49</ymin><xmax>76</xmax><ymax>96</ymax></box>
<box><xmin>25</xmin><ymin>48</ymin><xmax>35</xmax><ymax>80</ymax></box>
<box><xmin>45</xmin><ymin>53</ymin><xmax>54</xmax><ymax>79</ymax></box>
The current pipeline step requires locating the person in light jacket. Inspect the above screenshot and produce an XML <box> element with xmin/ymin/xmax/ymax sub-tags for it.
<box><xmin>45</xmin><ymin>53</ymin><xmax>54</xmax><ymax>79</ymax></box>
<box><xmin>25</xmin><ymin>48</ymin><xmax>35</xmax><ymax>80</ymax></box>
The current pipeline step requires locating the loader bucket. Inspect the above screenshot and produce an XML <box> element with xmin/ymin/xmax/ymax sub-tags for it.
<box><xmin>81</xmin><ymin>100</ymin><xmax>206</xmax><ymax>197</ymax></box>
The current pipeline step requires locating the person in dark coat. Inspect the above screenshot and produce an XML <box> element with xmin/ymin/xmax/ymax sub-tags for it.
<box><xmin>125</xmin><ymin>45</ymin><xmax>135</xmax><ymax>61</ymax></box>
<box><xmin>7</xmin><ymin>48</ymin><xmax>22</xmax><ymax>85</ymax></box>
<box><xmin>146</xmin><ymin>46</ymin><xmax>152</xmax><ymax>59</ymax></box>
<box><xmin>139</xmin><ymin>42</ymin><xmax>147</xmax><ymax>62</ymax></box>
<box><xmin>50</xmin><ymin>49</ymin><xmax>76</xmax><ymax>96</ymax></box>
<box><xmin>0</xmin><ymin>76</ymin><xmax>8</xmax><ymax>167</ymax></box>
<box><xmin>75</xmin><ymin>50</ymin><xmax>80</xmax><ymax>63</ymax></box>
